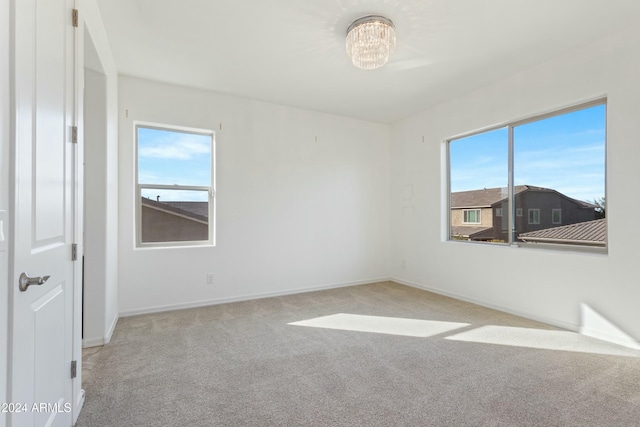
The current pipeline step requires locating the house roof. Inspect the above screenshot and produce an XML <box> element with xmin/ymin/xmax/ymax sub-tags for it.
<box><xmin>451</xmin><ymin>185</ymin><xmax>595</xmax><ymax>209</ymax></box>
<box><xmin>141</xmin><ymin>198</ymin><xmax>208</xmax><ymax>223</ymax></box>
<box><xmin>162</xmin><ymin>202</ymin><xmax>209</xmax><ymax>219</ymax></box>
<box><xmin>518</xmin><ymin>218</ymin><xmax>606</xmax><ymax>246</ymax></box>
<box><xmin>451</xmin><ymin>225</ymin><xmax>493</xmax><ymax>238</ymax></box>
<box><xmin>451</xmin><ymin>185</ymin><xmax>528</xmax><ymax>208</ymax></box>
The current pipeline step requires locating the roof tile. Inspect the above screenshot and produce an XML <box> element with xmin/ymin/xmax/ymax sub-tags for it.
<box><xmin>519</xmin><ymin>218</ymin><xmax>606</xmax><ymax>244</ymax></box>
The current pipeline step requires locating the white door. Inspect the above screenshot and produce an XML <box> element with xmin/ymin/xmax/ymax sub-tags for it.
<box><xmin>10</xmin><ymin>0</ymin><xmax>76</xmax><ymax>426</ymax></box>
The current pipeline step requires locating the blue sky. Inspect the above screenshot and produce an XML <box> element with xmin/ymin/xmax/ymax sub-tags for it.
<box><xmin>137</xmin><ymin>105</ymin><xmax>605</xmax><ymax>204</ymax></box>
<box><xmin>138</xmin><ymin>127</ymin><xmax>212</xmax><ymax>201</ymax></box>
<box><xmin>449</xmin><ymin>104</ymin><xmax>606</xmax><ymax>203</ymax></box>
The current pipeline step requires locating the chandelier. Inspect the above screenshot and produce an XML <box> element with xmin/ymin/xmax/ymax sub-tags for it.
<box><xmin>346</xmin><ymin>15</ymin><xmax>396</xmax><ymax>70</ymax></box>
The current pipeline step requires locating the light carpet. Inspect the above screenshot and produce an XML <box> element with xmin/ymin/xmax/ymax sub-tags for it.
<box><xmin>77</xmin><ymin>281</ymin><xmax>640</xmax><ymax>427</ymax></box>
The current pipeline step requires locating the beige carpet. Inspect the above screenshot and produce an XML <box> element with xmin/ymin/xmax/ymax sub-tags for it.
<box><xmin>77</xmin><ymin>281</ymin><xmax>640</xmax><ymax>427</ymax></box>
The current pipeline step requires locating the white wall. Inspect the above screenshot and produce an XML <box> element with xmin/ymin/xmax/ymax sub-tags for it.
<box><xmin>83</xmin><ymin>67</ymin><xmax>108</xmax><ymax>345</ymax></box>
<box><xmin>1</xmin><ymin>0</ymin><xmax>9</xmax><ymax>424</ymax></box>
<box><xmin>80</xmin><ymin>0</ymin><xmax>119</xmax><ymax>346</ymax></box>
<box><xmin>390</xmin><ymin>24</ymin><xmax>640</xmax><ymax>347</ymax></box>
<box><xmin>118</xmin><ymin>76</ymin><xmax>391</xmax><ymax>315</ymax></box>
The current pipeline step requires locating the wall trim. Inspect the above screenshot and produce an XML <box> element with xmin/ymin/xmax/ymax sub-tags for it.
<box><xmin>82</xmin><ymin>337</ymin><xmax>105</xmax><ymax>348</ymax></box>
<box><xmin>392</xmin><ymin>277</ymin><xmax>579</xmax><ymax>330</ymax></box>
<box><xmin>119</xmin><ymin>277</ymin><xmax>391</xmax><ymax>317</ymax></box>
<box><xmin>392</xmin><ymin>277</ymin><xmax>640</xmax><ymax>350</ymax></box>
<box><xmin>82</xmin><ymin>314</ymin><xmax>119</xmax><ymax>348</ymax></box>
<box><xmin>104</xmin><ymin>313</ymin><xmax>119</xmax><ymax>344</ymax></box>
<box><xmin>113</xmin><ymin>275</ymin><xmax>640</xmax><ymax>351</ymax></box>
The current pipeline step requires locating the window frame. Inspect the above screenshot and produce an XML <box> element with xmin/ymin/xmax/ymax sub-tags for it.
<box><xmin>496</xmin><ymin>208</ymin><xmax>503</xmax><ymax>217</ymax></box>
<box><xmin>463</xmin><ymin>209</ymin><xmax>481</xmax><ymax>224</ymax></box>
<box><xmin>135</xmin><ymin>121</ymin><xmax>216</xmax><ymax>248</ymax></box>
<box><xmin>446</xmin><ymin>98</ymin><xmax>606</xmax><ymax>251</ymax></box>
<box><xmin>552</xmin><ymin>209</ymin><xmax>562</xmax><ymax>224</ymax></box>
<box><xmin>528</xmin><ymin>209</ymin><xmax>540</xmax><ymax>225</ymax></box>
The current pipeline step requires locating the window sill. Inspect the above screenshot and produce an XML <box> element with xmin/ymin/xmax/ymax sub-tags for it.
<box><xmin>446</xmin><ymin>239</ymin><xmax>607</xmax><ymax>255</ymax></box>
<box><xmin>135</xmin><ymin>241</ymin><xmax>215</xmax><ymax>250</ymax></box>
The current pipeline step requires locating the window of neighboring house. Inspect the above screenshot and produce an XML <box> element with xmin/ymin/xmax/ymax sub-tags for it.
<box><xmin>463</xmin><ymin>209</ymin><xmax>481</xmax><ymax>224</ymax></box>
<box><xmin>448</xmin><ymin>100</ymin><xmax>606</xmax><ymax>250</ymax></box>
<box><xmin>136</xmin><ymin>123</ymin><xmax>215</xmax><ymax>247</ymax></box>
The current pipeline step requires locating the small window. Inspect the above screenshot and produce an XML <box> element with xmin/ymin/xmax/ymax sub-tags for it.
<box><xmin>552</xmin><ymin>209</ymin><xmax>562</xmax><ymax>224</ymax></box>
<box><xmin>516</xmin><ymin>208</ymin><xmax>523</xmax><ymax>217</ymax></box>
<box><xmin>463</xmin><ymin>209</ymin><xmax>481</xmax><ymax>224</ymax></box>
<box><xmin>136</xmin><ymin>123</ymin><xmax>215</xmax><ymax>247</ymax></box>
<box><xmin>496</xmin><ymin>208</ymin><xmax>503</xmax><ymax>217</ymax></box>
<box><xmin>528</xmin><ymin>209</ymin><xmax>540</xmax><ymax>224</ymax></box>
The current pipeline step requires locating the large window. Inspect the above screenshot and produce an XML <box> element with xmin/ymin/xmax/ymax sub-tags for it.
<box><xmin>448</xmin><ymin>100</ymin><xmax>606</xmax><ymax>249</ymax></box>
<box><xmin>136</xmin><ymin>123</ymin><xmax>215</xmax><ymax>247</ymax></box>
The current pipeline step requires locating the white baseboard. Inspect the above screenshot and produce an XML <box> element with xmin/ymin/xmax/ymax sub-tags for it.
<box><xmin>104</xmin><ymin>313</ymin><xmax>119</xmax><ymax>344</ymax></box>
<box><xmin>392</xmin><ymin>277</ymin><xmax>579</xmax><ymax>332</ymax></box>
<box><xmin>119</xmin><ymin>277</ymin><xmax>391</xmax><ymax>317</ymax></box>
<box><xmin>392</xmin><ymin>276</ymin><xmax>640</xmax><ymax>350</ymax></box>
<box><xmin>82</xmin><ymin>313</ymin><xmax>120</xmax><ymax>348</ymax></box>
<box><xmin>82</xmin><ymin>337</ymin><xmax>105</xmax><ymax>348</ymax></box>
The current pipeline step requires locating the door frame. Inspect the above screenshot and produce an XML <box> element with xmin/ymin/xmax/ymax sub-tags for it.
<box><xmin>74</xmin><ymin>0</ymin><xmax>120</xmax><ymax>354</ymax></box>
<box><xmin>71</xmin><ymin>0</ymin><xmax>85</xmax><ymax>421</ymax></box>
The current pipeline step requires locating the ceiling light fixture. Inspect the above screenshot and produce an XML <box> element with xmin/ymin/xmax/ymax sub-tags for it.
<box><xmin>346</xmin><ymin>15</ymin><xmax>396</xmax><ymax>70</ymax></box>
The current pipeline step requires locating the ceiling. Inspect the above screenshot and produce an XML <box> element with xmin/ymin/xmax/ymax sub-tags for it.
<box><xmin>96</xmin><ymin>0</ymin><xmax>640</xmax><ymax>123</ymax></box>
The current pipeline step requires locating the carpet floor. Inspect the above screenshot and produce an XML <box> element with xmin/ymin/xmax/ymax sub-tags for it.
<box><xmin>77</xmin><ymin>281</ymin><xmax>640</xmax><ymax>427</ymax></box>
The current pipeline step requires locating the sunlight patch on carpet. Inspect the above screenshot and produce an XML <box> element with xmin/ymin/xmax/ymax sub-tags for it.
<box><xmin>445</xmin><ymin>325</ymin><xmax>640</xmax><ymax>357</ymax></box>
<box><xmin>288</xmin><ymin>313</ymin><xmax>470</xmax><ymax>337</ymax></box>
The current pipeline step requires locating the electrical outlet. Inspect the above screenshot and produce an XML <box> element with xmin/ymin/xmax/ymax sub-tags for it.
<box><xmin>206</xmin><ymin>273</ymin><xmax>214</xmax><ymax>284</ymax></box>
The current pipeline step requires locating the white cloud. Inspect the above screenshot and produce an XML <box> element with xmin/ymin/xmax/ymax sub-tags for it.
<box><xmin>139</xmin><ymin>136</ymin><xmax>210</xmax><ymax>160</ymax></box>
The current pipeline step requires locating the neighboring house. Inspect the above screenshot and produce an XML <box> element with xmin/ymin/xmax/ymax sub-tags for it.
<box><xmin>451</xmin><ymin>185</ymin><xmax>596</xmax><ymax>242</ymax></box>
<box><xmin>519</xmin><ymin>218</ymin><xmax>606</xmax><ymax>247</ymax></box>
<box><xmin>451</xmin><ymin>186</ymin><xmax>509</xmax><ymax>240</ymax></box>
<box><xmin>141</xmin><ymin>198</ymin><xmax>209</xmax><ymax>242</ymax></box>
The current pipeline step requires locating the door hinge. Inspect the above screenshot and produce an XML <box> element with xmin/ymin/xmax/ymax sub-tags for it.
<box><xmin>71</xmin><ymin>126</ymin><xmax>78</xmax><ymax>144</ymax></box>
<box><xmin>71</xmin><ymin>243</ymin><xmax>77</xmax><ymax>261</ymax></box>
<box><xmin>71</xmin><ymin>360</ymin><xmax>77</xmax><ymax>379</ymax></box>
<box><xmin>72</xmin><ymin>9</ymin><xmax>79</xmax><ymax>28</ymax></box>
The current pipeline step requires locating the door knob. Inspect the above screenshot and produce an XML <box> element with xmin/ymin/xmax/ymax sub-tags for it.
<box><xmin>19</xmin><ymin>272</ymin><xmax>50</xmax><ymax>292</ymax></box>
